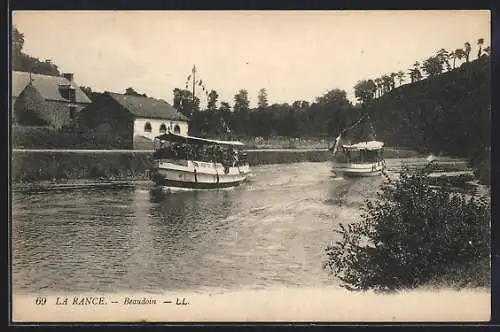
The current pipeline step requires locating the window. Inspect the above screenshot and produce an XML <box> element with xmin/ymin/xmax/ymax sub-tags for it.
<box><xmin>144</xmin><ymin>122</ymin><xmax>152</xmax><ymax>133</ymax></box>
<box><xmin>59</xmin><ymin>86</ymin><xmax>69</xmax><ymax>100</ymax></box>
<box><xmin>58</xmin><ymin>85</ymin><xmax>76</xmax><ymax>102</ymax></box>
<box><xmin>159</xmin><ymin>123</ymin><xmax>167</xmax><ymax>133</ymax></box>
<box><xmin>174</xmin><ymin>124</ymin><xmax>181</xmax><ymax>134</ymax></box>
<box><xmin>69</xmin><ymin>106</ymin><xmax>76</xmax><ymax>119</ymax></box>
<box><xmin>69</xmin><ymin>89</ymin><xmax>76</xmax><ymax>103</ymax></box>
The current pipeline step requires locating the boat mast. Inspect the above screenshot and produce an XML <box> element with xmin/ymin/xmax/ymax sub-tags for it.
<box><xmin>192</xmin><ymin>65</ymin><xmax>196</xmax><ymax>104</ymax></box>
<box><xmin>185</xmin><ymin>65</ymin><xmax>197</xmax><ymax>161</ymax></box>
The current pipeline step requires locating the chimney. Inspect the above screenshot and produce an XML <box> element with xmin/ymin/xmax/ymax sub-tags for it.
<box><xmin>62</xmin><ymin>73</ymin><xmax>74</xmax><ymax>82</ymax></box>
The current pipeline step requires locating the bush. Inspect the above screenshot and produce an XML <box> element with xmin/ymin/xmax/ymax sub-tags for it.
<box><xmin>12</xmin><ymin>126</ymin><xmax>132</xmax><ymax>149</ymax></box>
<box><xmin>324</xmin><ymin>162</ymin><xmax>490</xmax><ymax>292</ymax></box>
<box><xmin>469</xmin><ymin>146</ymin><xmax>491</xmax><ymax>185</ymax></box>
<box><xmin>12</xmin><ymin>151</ymin><xmax>154</xmax><ymax>183</ymax></box>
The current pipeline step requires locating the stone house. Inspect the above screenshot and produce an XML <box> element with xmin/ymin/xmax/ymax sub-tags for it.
<box><xmin>78</xmin><ymin>92</ymin><xmax>189</xmax><ymax>149</ymax></box>
<box><xmin>12</xmin><ymin>71</ymin><xmax>92</xmax><ymax>128</ymax></box>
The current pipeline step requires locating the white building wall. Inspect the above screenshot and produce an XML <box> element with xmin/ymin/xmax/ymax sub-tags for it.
<box><xmin>133</xmin><ymin>117</ymin><xmax>189</xmax><ymax>140</ymax></box>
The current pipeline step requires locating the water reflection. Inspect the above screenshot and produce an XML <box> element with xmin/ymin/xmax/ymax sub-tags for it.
<box><xmin>12</xmin><ymin>188</ymin><xmax>138</xmax><ymax>292</ymax></box>
<box><xmin>12</xmin><ymin>160</ymin><xmax>468</xmax><ymax>294</ymax></box>
<box><xmin>12</xmin><ymin>186</ymin><xmax>238</xmax><ymax>293</ymax></box>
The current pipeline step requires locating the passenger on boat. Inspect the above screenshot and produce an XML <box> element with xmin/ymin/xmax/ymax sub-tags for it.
<box><xmin>215</xmin><ymin>146</ymin><xmax>224</xmax><ymax>164</ymax></box>
<box><xmin>233</xmin><ymin>150</ymin><xmax>239</xmax><ymax>167</ymax></box>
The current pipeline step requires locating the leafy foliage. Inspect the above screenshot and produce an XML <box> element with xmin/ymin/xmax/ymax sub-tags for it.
<box><xmin>354</xmin><ymin>79</ymin><xmax>377</xmax><ymax>105</ymax></box>
<box><xmin>125</xmin><ymin>87</ymin><xmax>147</xmax><ymax>97</ymax></box>
<box><xmin>12</xmin><ymin>126</ymin><xmax>132</xmax><ymax>150</ymax></box>
<box><xmin>422</xmin><ymin>56</ymin><xmax>444</xmax><ymax>77</ymax></box>
<box><xmin>12</xmin><ymin>149</ymin><xmax>153</xmax><ymax>183</ymax></box>
<box><xmin>12</xmin><ymin>26</ymin><xmax>61</xmax><ymax>76</ymax></box>
<box><xmin>464</xmin><ymin>42</ymin><xmax>472</xmax><ymax>63</ymax></box>
<box><xmin>173</xmin><ymin>88</ymin><xmax>200</xmax><ymax>118</ymax></box>
<box><xmin>369</xmin><ymin>56</ymin><xmax>490</xmax><ymax>161</ymax></box>
<box><xmin>324</xmin><ymin>163</ymin><xmax>490</xmax><ymax>291</ymax></box>
<box><xmin>257</xmin><ymin>88</ymin><xmax>269</xmax><ymax>109</ymax></box>
<box><xmin>207</xmin><ymin>90</ymin><xmax>219</xmax><ymax>111</ymax></box>
<box><xmin>234</xmin><ymin>89</ymin><xmax>250</xmax><ymax>113</ymax></box>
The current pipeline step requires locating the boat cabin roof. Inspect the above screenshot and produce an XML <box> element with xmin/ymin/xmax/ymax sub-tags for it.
<box><xmin>155</xmin><ymin>132</ymin><xmax>245</xmax><ymax>147</ymax></box>
<box><xmin>342</xmin><ymin>140</ymin><xmax>384</xmax><ymax>151</ymax></box>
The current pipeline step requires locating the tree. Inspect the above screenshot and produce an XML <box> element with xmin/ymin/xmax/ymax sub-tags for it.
<box><xmin>409</xmin><ymin>62</ymin><xmax>422</xmax><ymax>83</ymax></box>
<box><xmin>316</xmin><ymin>89</ymin><xmax>350</xmax><ymax>106</ymax></box>
<box><xmin>464</xmin><ymin>42</ymin><xmax>472</xmax><ymax>63</ymax></box>
<box><xmin>374</xmin><ymin>77</ymin><xmax>383</xmax><ymax>97</ymax></box>
<box><xmin>219</xmin><ymin>101</ymin><xmax>231</xmax><ymax>113</ymax></box>
<box><xmin>125</xmin><ymin>87</ymin><xmax>144</xmax><ymax>96</ymax></box>
<box><xmin>381</xmin><ymin>75</ymin><xmax>392</xmax><ymax>94</ymax></box>
<box><xmin>477</xmin><ymin>38</ymin><xmax>484</xmax><ymax>58</ymax></box>
<box><xmin>396</xmin><ymin>70</ymin><xmax>406</xmax><ymax>86</ymax></box>
<box><xmin>173</xmin><ymin>88</ymin><xmax>200</xmax><ymax>118</ymax></box>
<box><xmin>217</xmin><ymin>101</ymin><xmax>232</xmax><ymax>135</ymax></box>
<box><xmin>80</xmin><ymin>86</ymin><xmax>93</xmax><ymax>100</ymax></box>
<box><xmin>436</xmin><ymin>48</ymin><xmax>451</xmax><ymax>72</ymax></box>
<box><xmin>454</xmin><ymin>48</ymin><xmax>466</xmax><ymax>67</ymax></box>
<box><xmin>483</xmin><ymin>46</ymin><xmax>491</xmax><ymax>57</ymax></box>
<box><xmin>390</xmin><ymin>72</ymin><xmax>398</xmax><ymax>89</ymax></box>
<box><xmin>422</xmin><ymin>56</ymin><xmax>443</xmax><ymax>78</ymax></box>
<box><xmin>257</xmin><ymin>88</ymin><xmax>269</xmax><ymax>109</ymax></box>
<box><xmin>12</xmin><ymin>26</ymin><xmax>61</xmax><ymax>76</ymax></box>
<box><xmin>12</xmin><ymin>26</ymin><xmax>24</xmax><ymax>56</ymax></box>
<box><xmin>354</xmin><ymin>79</ymin><xmax>377</xmax><ymax>105</ymax></box>
<box><xmin>312</xmin><ymin>89</ymin><xmax>352</xmax><ymax>137</ymax></box>
<box><xmin>324</xmin><ymin>163</ymin><xmax>490</xmax><ymax>291</ymax></box>
<box><xmin>408</xmin><ymin>69</ymin><xmax>416</xmax><ymax>83</ymax></box>
<box><xmin>449</xmin><ymin>51</ymin><xmax>456</xmax><ymax>69</ymax></box>
<box><xmin>233</xmin><ymin>89</ymin><xmax>250</xmax><ymax>113</ymax></box>
<box><xmin>207</xmin><ymin>90</ymin><xmax>219</xmax><ymax>111</ymax></box>
<box><xmin>292</xmin><ymin>100</ymin><xmax>310</xmax><ymax>110</ymax></box>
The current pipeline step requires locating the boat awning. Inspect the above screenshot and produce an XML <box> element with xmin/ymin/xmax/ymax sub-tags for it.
<box><xmin>342</xmin><ymin>141</ymin><xmax>384</xmax><ymax>151</ymax></box>
<box><xmin>155</xmin><ymin>132</ymin><xmax>245</xmax><ymax>147</ymax></box>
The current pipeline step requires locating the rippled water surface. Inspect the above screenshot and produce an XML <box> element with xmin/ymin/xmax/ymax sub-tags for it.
<box><xmin>12</xmin><ymin>159</ymin><xmax>467</xmax><ymax>294</ymax></box>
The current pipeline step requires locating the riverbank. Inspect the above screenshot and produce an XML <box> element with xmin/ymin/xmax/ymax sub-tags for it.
<box><xmin>11</xmin><ymin>147</ymin><xmax>422</xmax><ymax>184</ymax></box>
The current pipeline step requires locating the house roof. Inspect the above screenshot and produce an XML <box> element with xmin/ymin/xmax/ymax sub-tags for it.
<box><xmin>106</xmin><ymin>92</ymin><xmax>188</xmax><ymax>121</ymax></box>
<box><xmin>12</xmin><ymin>71</ymin><xmax>92</xmax><ymax>104</ymax></box>
<box><xmin>342</xmin><ymin>141</ymin><xmax>384</xmax><ymax>151</ymax></box>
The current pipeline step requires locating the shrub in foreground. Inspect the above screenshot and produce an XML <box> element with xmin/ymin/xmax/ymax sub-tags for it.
<box><xmin>324</xmin><ymin>162</ymin><xmax>490</xmax><ymax>291</ymax></box>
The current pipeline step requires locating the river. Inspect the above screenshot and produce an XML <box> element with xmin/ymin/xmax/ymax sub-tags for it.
<box><xmin>12</xmin><ymin>158</ymin><xmax>471</xmax><ymax>295</ymax></box>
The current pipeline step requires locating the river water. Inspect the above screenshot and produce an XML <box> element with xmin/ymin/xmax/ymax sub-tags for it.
<box><xmin>12</xmin><ymin>158</ymin><xmax>470</xmax><ymax>295</ymax></box>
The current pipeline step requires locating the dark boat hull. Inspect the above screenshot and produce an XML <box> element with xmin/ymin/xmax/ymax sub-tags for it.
<box><xmin>152</xmin><ymin>176</ymin><xmax>242</xmax><ymax>189</ymax></box>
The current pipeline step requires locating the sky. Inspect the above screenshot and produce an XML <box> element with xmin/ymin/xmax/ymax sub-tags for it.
<box><xmin>12</xmin><ymin>10</ymin><xmax>491</xmax><ymax>108</ymax></box>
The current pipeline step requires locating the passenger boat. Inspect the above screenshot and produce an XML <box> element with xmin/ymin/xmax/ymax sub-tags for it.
<box><xmin>149</xmin><ymin>132</ymin><xmax>251</xmax><ymax>189</ymax></box>
<box><xmin>331</xmin><ymin>140</ymin><xmax>386</xmax><ymax>178</ymax></box>
<box><xmin>329</xmin><ymin>112</ymin><xmax>386</xmax><ymax>178</ymax></box>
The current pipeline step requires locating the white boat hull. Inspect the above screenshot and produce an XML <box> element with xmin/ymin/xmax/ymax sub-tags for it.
<box><xmin>332</xmin><ymin>161</ymin><xmax>386</xmax><ymax>178</ymax></box>
<box><xmin>150</xmin><ymin>159</ymin><xmax>250</xmax><ymax>189</ymax></box>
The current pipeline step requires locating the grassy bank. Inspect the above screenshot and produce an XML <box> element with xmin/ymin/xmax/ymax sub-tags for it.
<box><xmin>11</xmin><ymin>149</ymin><xmax>330</xmax><ymax>184</ymax></box>
<box><xmin>12</xmin><ymin>147</ymin><xmax>423</xmax><ymax>184</ymax></box>
<box><xmin>240</xmin><ymin>136</ymin><xmax>329</xmax><ymax>150</ymax></box>
<box><xmin>12</xmin><ymin>151</ymin><xmax>153</xmax><ymax>183</ymax></box>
